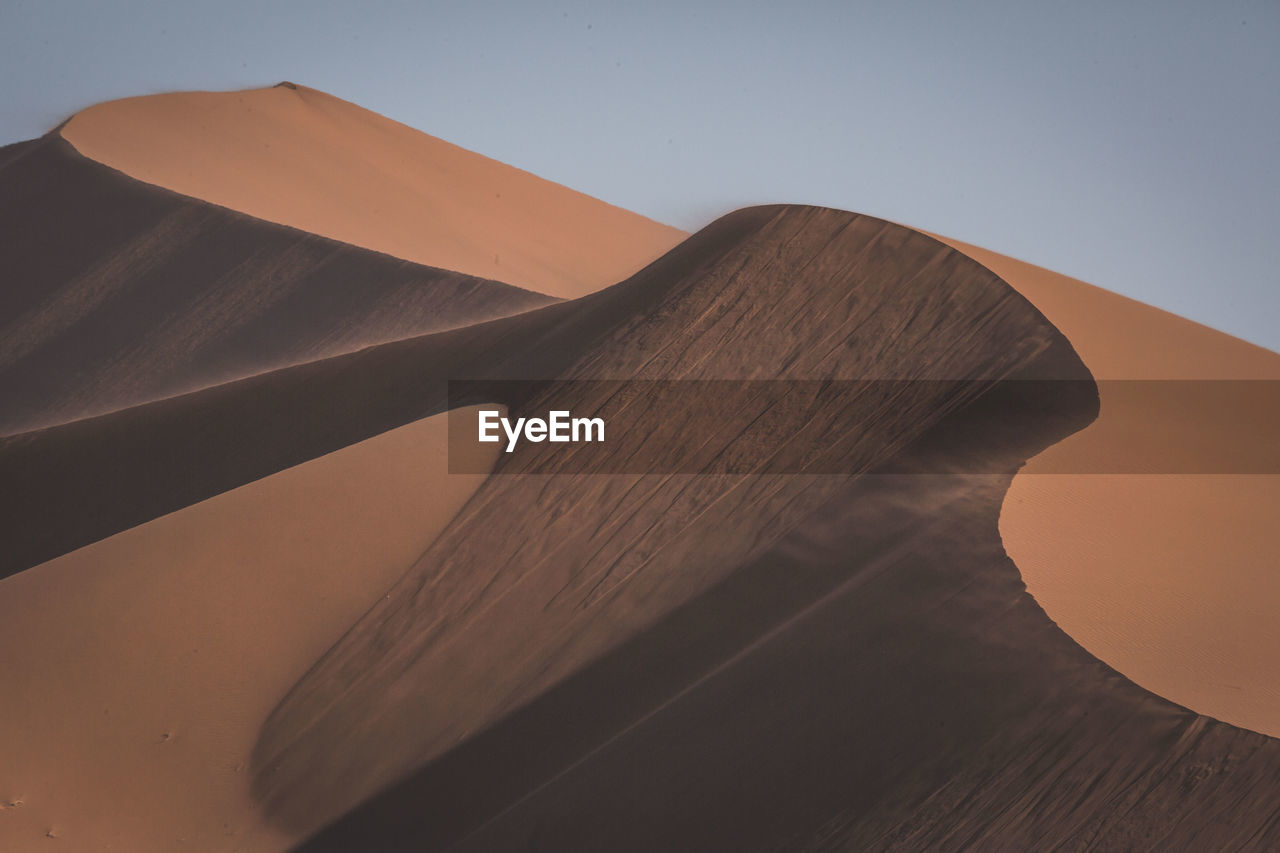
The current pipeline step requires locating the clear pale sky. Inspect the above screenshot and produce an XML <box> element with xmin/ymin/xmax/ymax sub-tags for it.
<box><xmin>2</xmin><ymin>0</ymin><xmax>1277</xmax><ymax>350</ymax></box>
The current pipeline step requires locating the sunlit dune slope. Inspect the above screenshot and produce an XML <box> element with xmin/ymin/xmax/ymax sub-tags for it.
<box><xmin>0</xmin><ymin>135</ymin><xmax>552</xmax><ymax>436</ymax></box>
<box><xmin>0</xmin><ymin>409</ymin><xmax>497</xmax><ymax>853</ymax></box>
<box><xmin>934</xmin><ymin>235</ymin><xmax>1280</xmax><ymax>737</ymax></box>
<box><xmin>60</xmin><ymin>84</ymin><xmax>687</xmax><ymax>299</ymax></box>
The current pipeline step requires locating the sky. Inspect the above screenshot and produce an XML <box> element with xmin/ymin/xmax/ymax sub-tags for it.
<box><xmin>2</xmin><ymin>0</ymin><xmax>1277</xmax><ymax>350</ymax></box>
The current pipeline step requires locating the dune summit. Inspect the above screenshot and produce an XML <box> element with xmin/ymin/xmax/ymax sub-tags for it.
<box><xmin>60</xmin><ymin>84</ymin><xmax>687</xmax><ymax>298</ymax></box>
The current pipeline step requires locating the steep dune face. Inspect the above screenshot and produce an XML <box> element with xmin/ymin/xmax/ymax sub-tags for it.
<box><xmin>249</xmin><ymin>205</ymin><xmax>1106</xmax><ymax>836</ymax></box>
<box><xmin>60</xmin><ymin>84</ymin><xmax>687</xmax><ymax>299</ymax></box>
<box><xmin>0</xmin><ymin>410</ymin><xmax>498</xmax><ymax>853</ymax></box>
<box><xmin>0</xmin><ymin>135</ymin><xmax>552</xmax><ymax>436</ymax></box>
<box><xmin>934</xmin><ymin>236</ymin><xmax>1280</xmax><ymax>737</ymax></box>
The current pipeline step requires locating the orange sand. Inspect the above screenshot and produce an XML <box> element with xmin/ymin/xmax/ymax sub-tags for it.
<box><xmin>935</xmin><ymin>235</ymin><xmax>1280</xmax><ymax>737</ymax></box>
<box><xmin>60</xmin><ymin>85</ymin><xmax>686</xmax><ymax>299</ymax></box>
<box><xmin>0</xmin><ymin>409</ymin><xmax>497</xmax><ymax>851</ymax></box>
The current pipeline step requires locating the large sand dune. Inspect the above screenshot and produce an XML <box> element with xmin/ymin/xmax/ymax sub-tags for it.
<box><xmin>28</xmin><ymin>204</ymin><xmax>1239</xmax><ymax>849</ymax></box>
<box><xmin>252</xmin><ymin>207</ymin><xmax>1092</xmax><ymax>838</ymax></box>
<box><xmin>4</xmin><ymin>204</ymin><xmax>1277</xmax><ymax>849</ymax></box>
<box><xmin>934</xmin><ymin>236</ymin><xmax>1280</xmax><ymax>737</ymax></box>
<box><xmin>4</xmin><ymin>82</ymin><xmax>1278</xmax><ymax>851</ymax></box>
<box><xmin>60</xmin><ymin>84</ymin><xmax>687</xmax><ymax>299</ymax></box>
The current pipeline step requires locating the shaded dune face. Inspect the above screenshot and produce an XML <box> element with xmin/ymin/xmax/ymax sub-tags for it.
<box><xmin>247</xmin><ymin>206</ymin><xmax>1116</xmax><ymax>839</ymax></box>
<box><xmin>0</xmin><ymin>134</ymin><xmax>553</xmax><ymax>437</ymax></box>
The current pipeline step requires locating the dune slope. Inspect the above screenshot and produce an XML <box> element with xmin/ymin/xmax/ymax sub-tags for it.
<box><xmin>934</xmin><ymin>235</ymin><xmax>1280</xmax><ymax>737</ymax></box>
<box><xmin>0</xmin><ymin>134</ymin><xmax>552</xmax><ymax>436</ymax></box>
<box><xmin>234</xmin><ymin>206</ymin><xmax>1280</xmax><ymax>851</ymax></box>
<box><xmin>60</xmin><ymin>83</ymin><xmax>687</xmax><ymax>299</ymax></box>
<box><xmin>251</xmin><ymin>206</ymin><xmax>1090</xmax><ymax>837</ymax></box>
<box><xmin>309</xmin><ymin>460</ymin><xmax>1280</xmax><ymax>853</ymax></box>
<box><xmin>0</xmin><ymin>410</ymin><xmax>497</xmax><ymax>852</ymax></box>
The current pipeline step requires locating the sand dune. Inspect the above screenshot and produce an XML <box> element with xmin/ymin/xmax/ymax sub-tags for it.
<box><xmin>41</xmin><ymin>204</ymin><xmax>1231</xmax><ymax>848</ymax></box>
<box><xmin>933</xmin><ymin>235</ymin><xmax>1280</xmax><ymax>737</ymax></box>
<box><xmin>0</xmin><ymin>409</ymin><xmax>497</xmax><ymax>852</ymax></box>
<box><xmin>252</xmin><ymin>207</ymin><xmax>1089</xmax><ymax>838</ymax></box>
<box><xmin>2</xmin><ymin>201</ymin><xmax>1277</xmax><ymax>849</ymax></box>
<box><xmin>61</xmin><ymin>84</ymin><xmax>687</xmax><ymax>299</ymax></box>
<box><xmin>0</xmin><ymin>134</ymin><xmax>551</xmax><ymax>436</ymax></box>
<box><xmin>5</xmin><ymin>80</ymin><xmax>1279</xmax><ymax>851</ymax></box>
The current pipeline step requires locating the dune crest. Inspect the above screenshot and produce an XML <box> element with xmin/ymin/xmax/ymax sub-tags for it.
<box><xmin>934</xmin><ymin>234</ymin><xmax>1280</xmax><ymax>737</ymax></box>
<box><xmin>60</xmin><ymin>84</ymin><xmax>687</xmax><ymax>298</ymax></box>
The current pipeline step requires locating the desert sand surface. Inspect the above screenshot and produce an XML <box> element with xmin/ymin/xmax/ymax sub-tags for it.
<box><xmin>2</xmin><ymin>201</ymin><xmax>1278</xmax><ymax>850</ymax></box>
<box><xmin>6</xmin><ymin>77</ymin><xmax>1279</xmax><ymax>849</ymax></box>
<box><xmin>60</xmin><ymin>84</ymin><xmax>687</xmax><ymax>299</ymax></box>
<box><xmin>934</xmin><ymin>235</ymin><xmax>1280</xmax><ymax>737</ymax></box>
<box><xmin>68</xmin><ymin>205</ymin><xmax>1248</xmax><ymax>849</ymax></box>
<box><xmin>0</xmin><ymin>408</ymin><xmax>497</xmax><ymax>852</ymax></box>
<box><xmin>0</xmin><ymin>134</ymin><xmax>552</xmax><ymax>436</ymax></box>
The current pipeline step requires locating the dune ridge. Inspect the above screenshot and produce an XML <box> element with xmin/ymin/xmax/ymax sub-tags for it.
<box><xmin>60</xmin><ymin>83</ymin><xmax>688</xmax><ymax>299</ymax></box>
<box><xmin>0</xmin><ymin>206</ymin><xmax>1062</xmax><ymax>578</ymax></box>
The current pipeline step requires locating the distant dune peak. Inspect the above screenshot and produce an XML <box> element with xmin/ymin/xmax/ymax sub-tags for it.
<box><xmin>59</xmin><ymin>83</ymin><xmax>686</xmax><ymax>298</ymax></box>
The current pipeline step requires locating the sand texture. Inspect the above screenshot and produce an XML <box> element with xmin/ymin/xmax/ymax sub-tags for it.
<box><xmin>935</xmin><ymin>236</ymin><xmax>1280</xmax><ymax>737</ymax></box>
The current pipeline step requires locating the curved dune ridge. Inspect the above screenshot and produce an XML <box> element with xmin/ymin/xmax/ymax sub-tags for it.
<box><xmin>60</xmin><ymin>83</ymin><xmax>687</xmax><ymax>299</ymax></box>
<box><xmin>0</xmin><ymin>409</ymin><xmax>499</xmax><ymax>852</ymax></box>
<box><xmin>933</xmin><ymin>235</ymin><xmax>1280</xmax><ymax>738</ymax></box>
